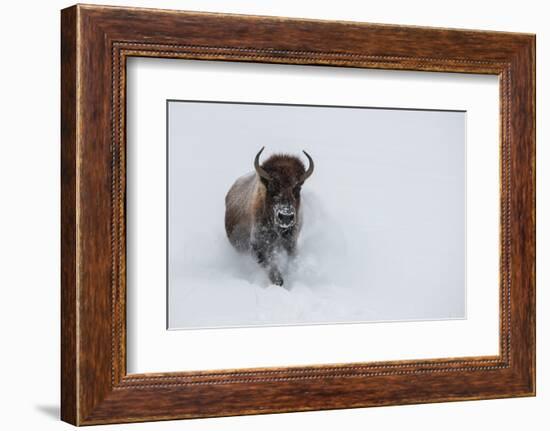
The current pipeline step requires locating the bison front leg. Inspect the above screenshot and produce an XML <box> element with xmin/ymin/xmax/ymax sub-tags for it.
<box><xmin>252</xmin><ymin>243</ymin><xmax>284</xmax><ymax>286</ymax></box>
<box><xmin>267</xmin><ymin>267</ymin><xmax>284</xmax><ymax>286</ymax></box>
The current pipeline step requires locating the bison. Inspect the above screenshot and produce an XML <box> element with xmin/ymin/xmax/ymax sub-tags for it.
<box><xmin>225</xmin><ymin>147</ymin><xmax>314</xmax><ymax>286</ymax></box>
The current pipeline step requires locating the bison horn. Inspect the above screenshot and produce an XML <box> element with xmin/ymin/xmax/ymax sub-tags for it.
<box><xmin>254</xmin><ymin>147</ymin><xmax>272</xmax><ymax>181</ymax></box>
<box><xmin>301</xmin><ymin>150</ymin><xmax>314</xmax><ymax>182</ymax></box>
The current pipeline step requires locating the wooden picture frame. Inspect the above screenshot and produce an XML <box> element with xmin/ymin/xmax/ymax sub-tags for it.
<box><xmin>61</xmin><ymin>4</ymin><xmax>535</xmax><ymax>425</ymax></box>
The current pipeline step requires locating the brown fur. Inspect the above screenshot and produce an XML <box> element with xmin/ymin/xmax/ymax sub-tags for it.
<box><xmin>261</xmin><ymin>154</ymin><xmax>306</xmax><ymax>186</ymax></box>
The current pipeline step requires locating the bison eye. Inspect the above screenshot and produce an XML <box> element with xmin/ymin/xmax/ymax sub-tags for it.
<box><xmin>293</xmin><ymin>186</ymin><xmax>301</xmax><ymax>197</ymax></box>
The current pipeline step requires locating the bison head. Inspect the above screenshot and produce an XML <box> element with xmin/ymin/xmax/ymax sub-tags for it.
<box><xmin>254</xmin><ymin>147</ymin><xmax>314</xmax><ymax>230</ymax></box>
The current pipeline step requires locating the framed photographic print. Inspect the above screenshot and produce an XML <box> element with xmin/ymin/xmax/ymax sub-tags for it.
<box><xmin>164</xmin><ymin>100</ymin><xmax>466</xmax><ymax>330</ymax></box>
<box><xmin>61</xmin><ymin>4</ymin><xmax>536</xmax><ymax>425</ymax></box>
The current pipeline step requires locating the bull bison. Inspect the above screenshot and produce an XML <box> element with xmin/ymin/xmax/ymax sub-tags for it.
<box><xmin>225</xmin><ymin>147</ymin><xmax>314</xmax><ymax>286</ymax></box>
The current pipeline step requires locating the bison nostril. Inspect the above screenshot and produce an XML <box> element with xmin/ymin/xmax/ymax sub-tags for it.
<box><xmin>277</xmin><ymin>212</ymin><xmax>294</xmax><ymax>225</ymax></box>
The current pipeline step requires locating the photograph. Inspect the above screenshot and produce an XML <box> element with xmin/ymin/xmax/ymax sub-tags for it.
<box><xmin>42</xmin><ymin>1</ymin><xmax>537</xmax><ymax>427</ymax></box>
<box><xmin>167</xmin><ymin>100</ymin><xmax>466</xmax><ymax>329</ymax></box>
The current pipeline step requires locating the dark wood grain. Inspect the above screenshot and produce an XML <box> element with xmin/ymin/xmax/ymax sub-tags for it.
<box><xmin>61</xmin><ymin>4</ymin><xmax>535</xmax><ymax>425</ymax></box>
<box><xmin>60</xmin><ymin>5</ymin><xmax>77</xmax><ymax>425</ymax></box>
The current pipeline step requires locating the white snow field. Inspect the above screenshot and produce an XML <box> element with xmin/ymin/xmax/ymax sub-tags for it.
<box><xmin>168</xmin><ymin>101</ymin><xmax>466</xmax><ymax>329</ymax></box>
